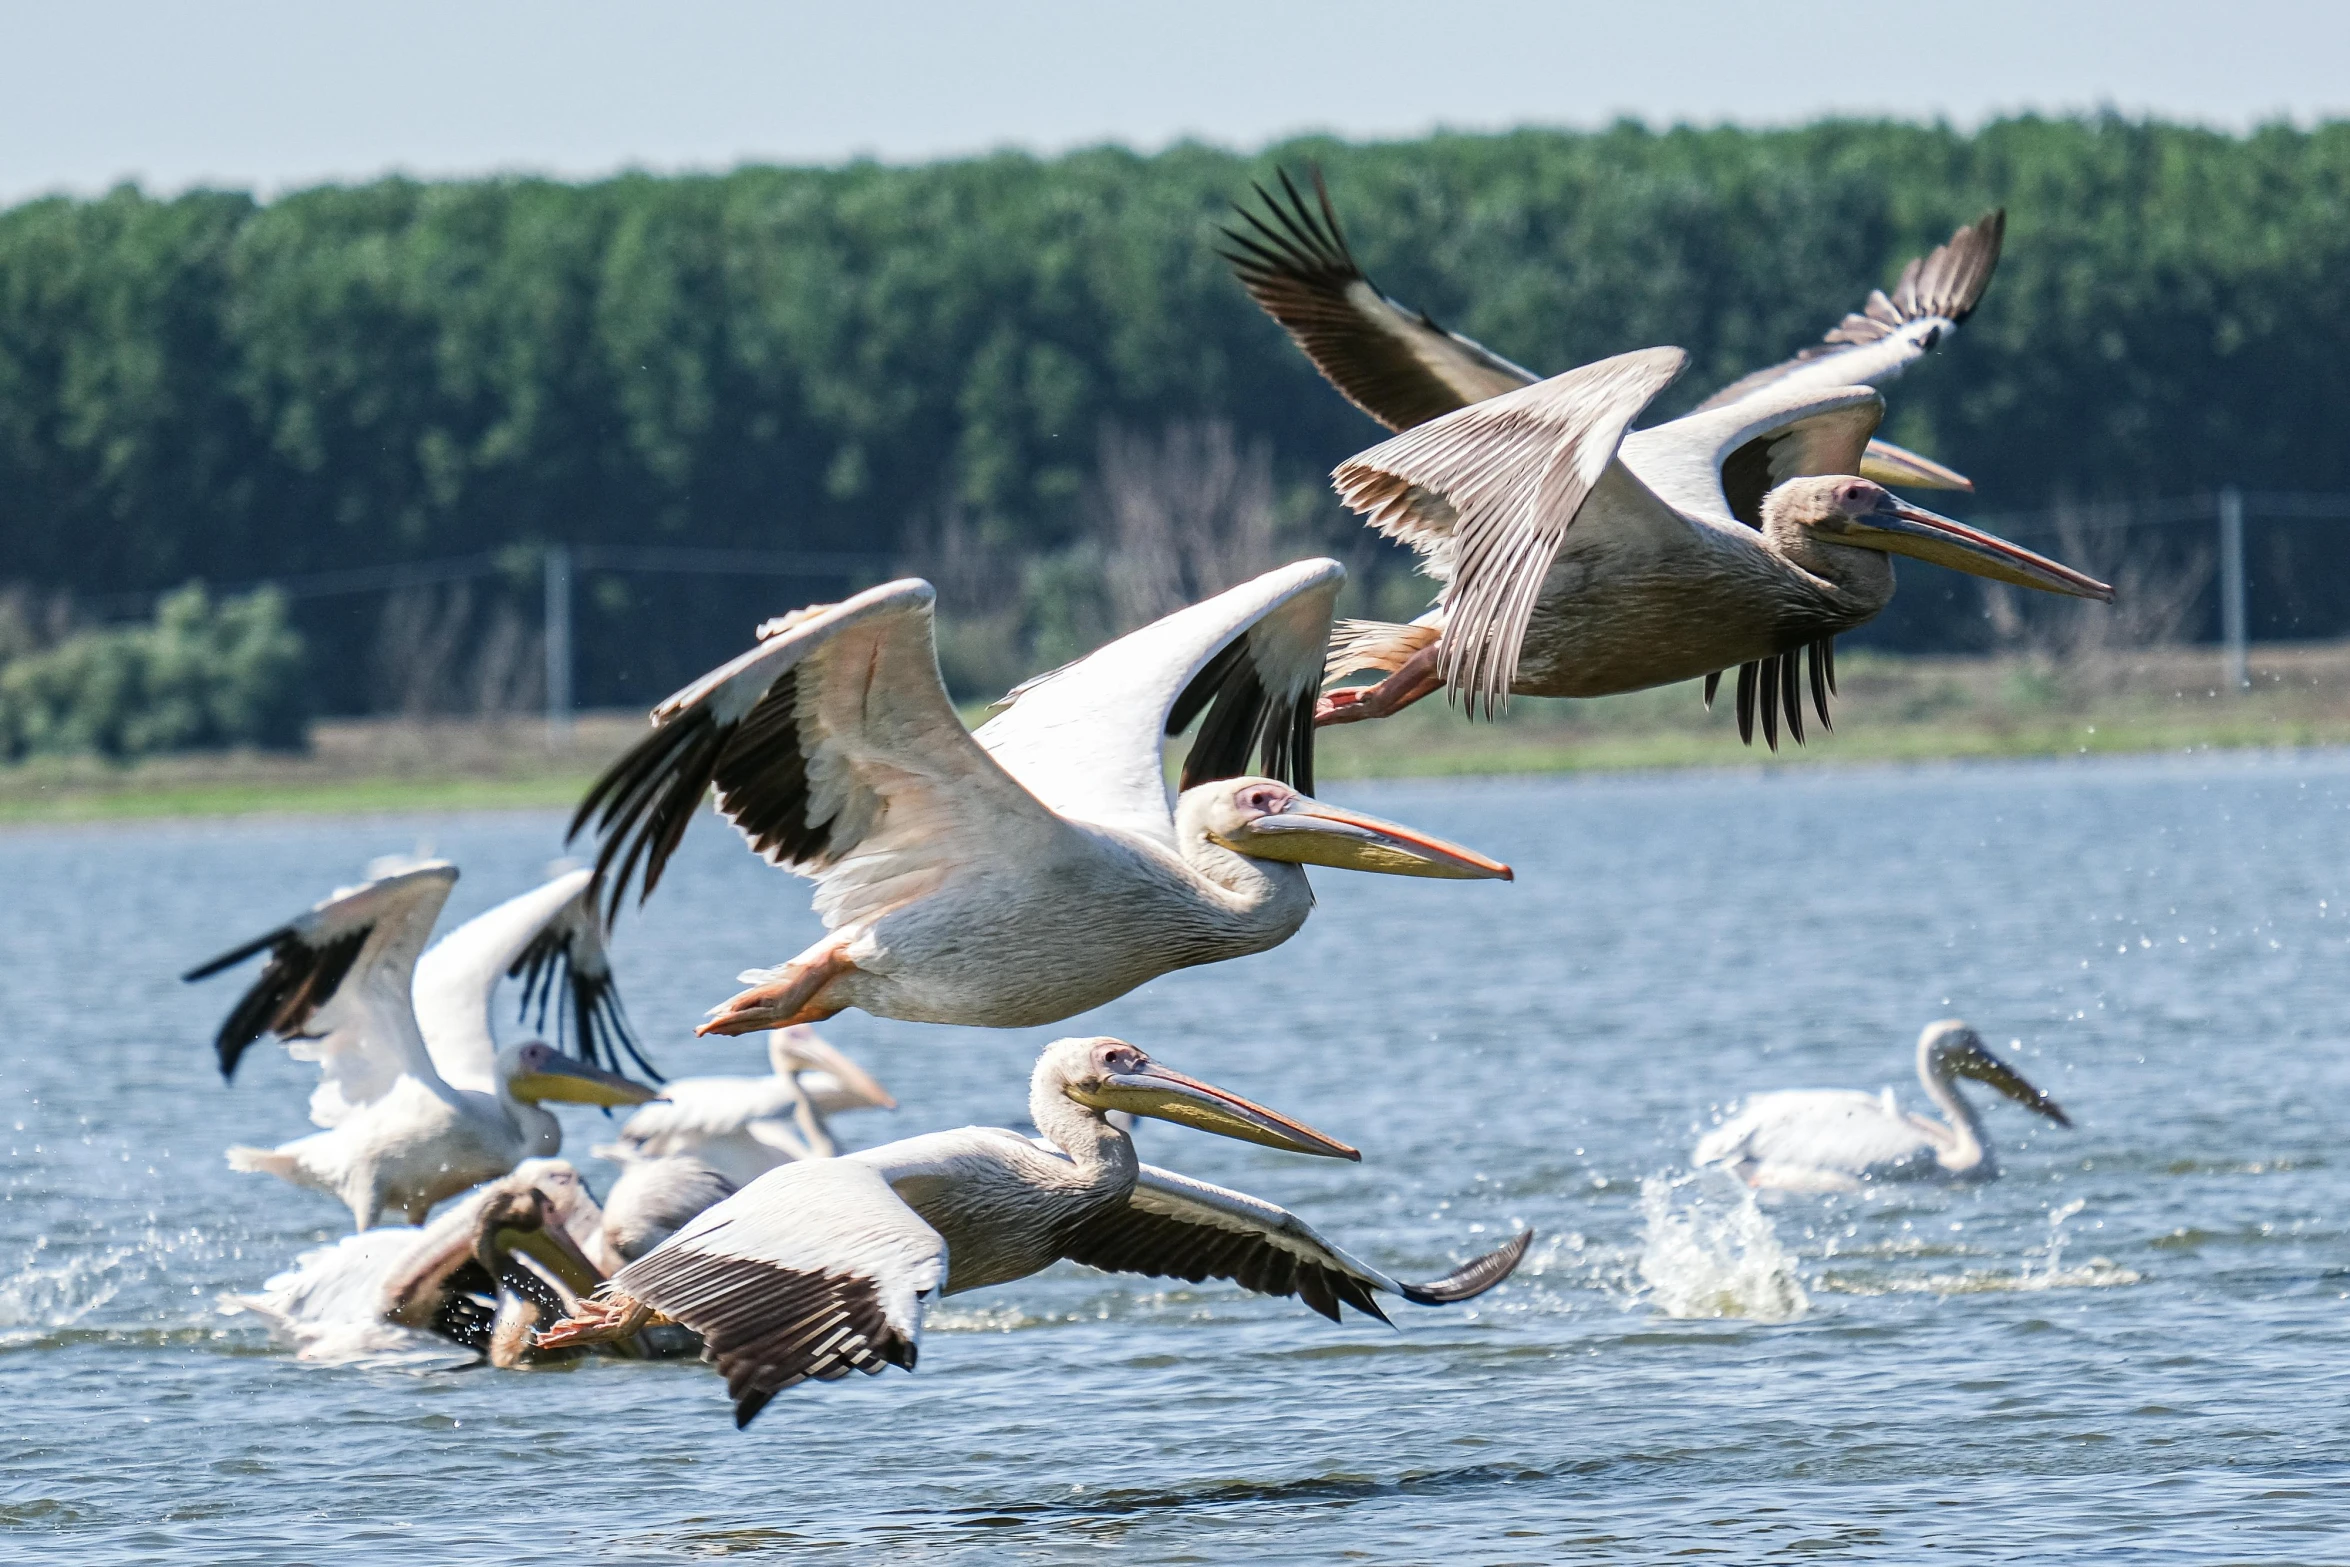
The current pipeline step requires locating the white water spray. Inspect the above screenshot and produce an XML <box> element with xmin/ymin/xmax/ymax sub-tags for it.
<box><xmin>1636</xmin><ymin>1170</ymin><xmax>1809</xmax><ymax>1322</ymax></box>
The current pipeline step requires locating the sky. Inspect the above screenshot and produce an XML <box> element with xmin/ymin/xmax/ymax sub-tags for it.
<box><xmin>5</xmin><ymin>0</ymin><xmax>2346</xmax><ymax>205</ymax></box>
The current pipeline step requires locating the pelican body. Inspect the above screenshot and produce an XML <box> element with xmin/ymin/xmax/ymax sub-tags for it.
<box><xmin>571</xmin><ymin>563</ymin><xmax>1511</xmax><ymax>1035</ymax></box>
<box><xmin>185</xmin><ymin>865</ymin><xmax>658</xmax><ymax>1228</ymax></box>
<box><xmin>1695</xmin><ymin>1020</ymin><xmax>2073</xmax><ymax>1192</ymax></box>
<box><xmin>1224</xmin><ymin>171</ymin><xmax>2108</xmax><ymax>743</ymax></box>
<box><xmin>540</xmin><ymin>1037</ymin><xmax>1532</xmax><ymax>1425</ymax></box>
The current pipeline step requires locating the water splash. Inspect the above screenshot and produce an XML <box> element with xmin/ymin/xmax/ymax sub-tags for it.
<box><xmin>1635</xmin><ymin>1171</ymin><xmax>1809</xmax><ymax>1322</ymax></box>
<box><xmin>1816</xmin><ymin>1198</ymin><xmax>2142</xmax><ymax>1296</ymax></box>
<box><xmin>0</xmin><ymin>1241</ymin><xmax>131</xmax><ymax>1340</ymax></box>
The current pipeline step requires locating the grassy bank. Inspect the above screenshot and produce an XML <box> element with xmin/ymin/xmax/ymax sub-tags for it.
<box><xmin>5</xmin><ymin>643</ymin><xmax>2348</xmax><ymax>825</ymax></box>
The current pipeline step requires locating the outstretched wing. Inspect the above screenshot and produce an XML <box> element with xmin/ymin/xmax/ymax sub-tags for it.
<box><xmin>974</xmin><ymin>559</ymin><xmax>1345</xmax><ymax>847</ymax></box>
<box><xmin>409</xmin><ymin>868</ymin><xmax>653</xmax><ymax>1089</ymax></box>
<box><xmin>1699</xmin><ymin>210</ymin><xmax>2005</xmax><ymax>413</ymax></box>
<box><xmin>1332</xmin><ymin>348</ymin><xmax>1687</xmax><ymax>714</ymax></box>
<box><xmin>1620</xmin><ymin>379</ymin><xmax>1885</xmax><ymax>530</ymax></box>
<box><xmin>610</xmin><ymin>1157</ymin><xmax>944</xmax><ymax>1427</ymax></box>
<box><xmin>182</xmin><ymin>864</ymin><xmax>456</xmax><ymax>1126</ymax></box>
<box><xmin>1055</xmin><ymin>1163</ymin><xmax>1532</xmax><ymax>1323</ymax></box>
<box><xmin>1222</xmin><ymin>165</ymin><xmax>1539</xmax><ymax>433</ymax></box>
<box><xmin>570</xmin><ymin>579</ymin><xmax>1071</xmax><ymax>930</ymax></box>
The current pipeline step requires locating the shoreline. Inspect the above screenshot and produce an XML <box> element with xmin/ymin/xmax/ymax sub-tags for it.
<box><xmin>6</xmin><ymin>644</ymin><xmax>2348</xmax><ymax>825</ymax></box>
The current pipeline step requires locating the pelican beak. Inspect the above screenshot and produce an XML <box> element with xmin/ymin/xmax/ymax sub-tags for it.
<box><xmin>509</xmin><ymin>1052</ymin><xmax>661</xmax><ymax>1109</ymax></box>
<box><xmin>1956</xmin><ymin>1047</ymin><xmax>2072</xmax><ymax>1128</ymax></box>
<box><xmin>1859</xmin><ymin>438</ymin><xmax>1974</xmax><ymax>493</ymax></box>
<box><xmin>780</xmin><ymin>1035</ymin><xmax>897</xmax><ymax>1111</ymax></box>
<box><xmin>1215</xmin><ymin>797</ymin><xmax>1513</xmax><ymax>881</ymax></box>
<box><xmin>1837</xmin><ymin>495</ymin><xmax>2114</xmax><ymax>601</ymax></box>
<box><xmin>1069</xmin><ymin>1062</ymin><xmax>1360</xmax><ymax>1160</ymax></box>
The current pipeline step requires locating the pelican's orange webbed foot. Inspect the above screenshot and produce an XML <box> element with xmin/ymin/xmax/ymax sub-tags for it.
<box><xmin>1316</xmin><ymin>645</ymin><xmax>1445</xmax><ymax>727</ymax></box>
<box><xmin>532</xmin><ymin>1293</ymin><xmax>657</xmax><ymax>1351</ymax></box>
<box><xmin>698</xmin><ymin>940</ymin><xmax>857</xmax><ymax>1037</ymax></box>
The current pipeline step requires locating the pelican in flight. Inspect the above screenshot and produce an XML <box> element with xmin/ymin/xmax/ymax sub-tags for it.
<box><xmin>1694</xmin><ymin>1020</ymin><xmax>2073</xmax><ymax>1193</ymax></box>
<box><xmin>540</xmin><ymin>1036</ymin><xmax>1532</xmax><ymax>1424</ymax></box>
<box><xmin>221</xmin><ymin>1159</ymin><xmax>627</xmax><ymax>1366</ymax></box>
<box><xmin>594</xmin><ymin>1028</ymin><xmax>897</xmax><ymax>1260</ymax></box>
<box><xmin>571</xmin><ymin>562</ymin><xmax>1510</xmax><ymax>1034</ymax></box>
<box><xmin>185</xmin><ymin>864</ymin><xmax>659</xmax><ymax>1228</ymax></box>
<box><xmin>1222</xmin><ymin>172</ymin><xmax>2094</xmax><ymax>743</ymax></box>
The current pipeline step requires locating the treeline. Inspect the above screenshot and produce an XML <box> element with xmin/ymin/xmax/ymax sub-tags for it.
<box><xmin>3</xmin><ymin>115</ymin><xmax>2348</xmax><ymax>716</ymax></box>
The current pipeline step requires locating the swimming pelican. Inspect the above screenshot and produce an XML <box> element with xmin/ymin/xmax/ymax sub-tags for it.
<box><xmin>221</xmin><ymin>1159</ymin><xmax>626</xmax><ymax>1365</ymax></box>
<box><xmin>1311</xmin><ymin>348</ymin><xmax>2111</xmax><ymax>739</ymax></box>
<box><xmin>1694</xmin><ymin>1020</ymin><xmax>2073</xmax><ymax>1193</ymax></box>
<box><xmin>1221</xmin><ymin>171</ymin><xmax>2072</xmax><ymax>742</ymax></box>
<box><xmin>601</xmin><ymin>1027</ymin><xmax>895</xmax><ymax>1183</ymax></box>
<box><xmin>538</xmin><ymin>1036</ymin><xmax>1533</xmax><ymax>1424</ymax></box>
<box><xmin>570</xmin><ymin>563</ymin><xmax>1511</xmax><ymax>1034</ymax></box>
<box><xmin>185</xmin><ymin>864</ymin><xmax>659</xmax><ymax>1229</ymax></box>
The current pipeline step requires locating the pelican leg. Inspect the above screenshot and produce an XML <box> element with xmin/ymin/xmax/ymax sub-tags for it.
<box><xmin>698</xmin><ymin>939</ymin><xmax>856</xmax><ymax>1037</ymax></box>
<box><xmin>1315</xmin><ymin>644</ymin><xmax>1443</xmax><ymax>726</ymax></box>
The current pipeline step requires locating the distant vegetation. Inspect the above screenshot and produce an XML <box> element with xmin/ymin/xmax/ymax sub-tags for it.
<box><xmin>2</xmin><ymin>116</ymin><xmax>2346</xmax><ymax>718</ymax></box>
<box><xmin>0</xmin><ymin>585</ymin><xmax>305</xmax><ymax>759</ymax></box>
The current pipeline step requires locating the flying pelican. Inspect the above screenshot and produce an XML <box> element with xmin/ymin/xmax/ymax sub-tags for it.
<box><xmin>1694</xmin><ymin>1020</ymin><xmax>2073</xmax><ymax>1193</ymax></box>
<box><xmin>1308</xmin><ymin>347</ymin><xmax>2111</xmax><ymax>742</ymax></box>
<box><xmin>538</xmin><ymin>1036</ymin><xmax>1533</xmax><ymax>1424</ymax></box>
<box><xmin>1221</xmin><ymin>171</ymin><xmax>2069</xmax><ymax>743</ymax></box>
<box><xmin>220</xmin><ymin>1158</ymin><xmax>627</xmax><ymax>1365</ymax></box>
<box><xmin>570</xmin><ymin>562</ymin><xmax>1511</xmax><ymax>1034</ymax></box>
<box><xmin>185</xmin><ymin>864</ymin><xmax>659</xmax><ymax>1229</ymax></box>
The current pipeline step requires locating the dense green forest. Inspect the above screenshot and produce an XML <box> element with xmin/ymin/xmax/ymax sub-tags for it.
<box><xmin>2</xmin><ymin>115</ymin><xmax>2347</xmax><ymax>719</ymax></box>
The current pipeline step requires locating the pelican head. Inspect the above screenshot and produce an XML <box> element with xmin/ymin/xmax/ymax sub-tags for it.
<box><xmin>1767</xmin><ymin>477</ymin><xmax>2113</xmax><ymax>601</ymax></box>
<box><xmin>1919</xmin><ymin>1020</ymin><xmax>2072</xmax><ymax>1127</ymax></box>
<box><xmin>1182</xmin><ymin>778</ymin><xmax>1512</xmax><ymax>881</ymax></box>
<box><xmin>769</xmin><ymin>1027</ymin><xmax>897</xmax><ymax>1111</ymax></box>
<box><xmin>500</xmin><ymin>1040</ymin><xmax>660</xmax><ymax>1108</ymax></box>
<box><xmin>1042</xmin><ymin>1036</ymin><xmax>1360</xmax><ymax>1159</ymax></box>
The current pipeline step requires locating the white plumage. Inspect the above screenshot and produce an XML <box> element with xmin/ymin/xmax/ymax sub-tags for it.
<box><xmin>1695</xmin><ymin>1020</ymin><xmax>2073</xmax><ymax>1192</ymax></box>
<box><xmin>570</xmin><ymin>564</ymin><xmax>1510</xmax><ymax>1035</ymax></box>
<box><xmin>185</xmin><ymin>865</ymin><xmax>658</xmax><ymax>1228</ymax></box>
<box><xmin>539</xmin><ymin>1036</ymin><xmax>1532</xmax><ymax>1425</ymax></box>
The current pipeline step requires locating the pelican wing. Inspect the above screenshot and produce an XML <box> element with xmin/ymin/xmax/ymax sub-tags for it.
<box><xmin>610</xmin><ymin>1157</ymin><xmax>944</xmax><ymax>1426</ymax></box>
<box><xmin>409</xmin><ymin>868</ymin><xmax>649</xmax><ymax>1091</ymax></box>
<box><xmin>975</xmin><ymin>559</ymin><xmax>1345</xmax><ymax>845</ymax></box>
<box><xmin>1332</xmin><ymin>348</ymin><xmax>1687</xmax><ymax>712</ymax></box>
<box><xmin>1055</xmin><ymin>1164</ymin><xmax>1532</xmax><ymax>1323</ymax></box>
<box><xmin>572</xmin><ymin>579</ymin><xmax>1071</xmax><ymax>926</ymax></box>
<box><xmin>1699</xmin><ymin>211</ymin><xmax>2005</xmax><ymax>412</ymax></box>
<box><xmin>183</xmin><ymin>864</ymin><xmax>455</xmax><ymax>1127</ymax></box>
<box><xmin>1222</xmin><ymin>166</ymin><xmax>1539</xmax><ymax>433</ymax></box>
<box><xmin>1619</xmin><ymin>380</ymin><xmax>1885</xmax><ymax>530</ymax></box>
<box><xmin>1696</xmin><ymin>1089</ymin><xmax>1938</xmax><ymax>1180</ymax></box>
<box><xmin>598</xmin><ymin>1153</ymin><xmax>738</xmax><ymax>1262</ymax></box>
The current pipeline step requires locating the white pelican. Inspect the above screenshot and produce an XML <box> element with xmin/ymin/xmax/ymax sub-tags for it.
<box><xmin>600</xmin><ymin>1027</ymin><xmax>895</xmax><ymax>1183</ymax></box>
<box><xmin>1695</xmin><ymin>1020</ymin><xmax>2073</xmax><ymax>1193</ymax></box>
<box><xmin>539</xmin><ymin>1036</ymin><xmax>1532</xmax><ymax>1424</ymax></box>
<box><xmin>185</xmin><ymin>864</ymin><xmax>659</xmax><ymax>1228</ymax></box>
<box><xmin>1312</xmin><ymin>348</ymin><xmax>2111</xmax><ymax>739</ymax></box>
<box><xmin>221</xmin><ymin>1159</ymin><xmax>625</xmax><ymax>1365</ymax></box>
<box><xmin>1220</xmin><ymin>172</ymin><xmax>2090</xmax><ymax>742</ymax></box>
<box><xmin>570</xmin><ymin>562</ymin><xmax>1511</xmax><ymax>1034</ymax></box>
<box><xmin>593</xmin><ymin>1029</ymin><xmax>895</xmax><ymax>1260</ymax></box>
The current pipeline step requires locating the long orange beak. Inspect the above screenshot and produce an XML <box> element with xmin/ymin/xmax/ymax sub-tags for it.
<box><xmin>1213</xmin><ymin>797</ymin><xmax>1513</xmax><ymax>881</ymax></box>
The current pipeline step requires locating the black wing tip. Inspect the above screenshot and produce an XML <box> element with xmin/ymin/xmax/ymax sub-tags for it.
<box><xmin>1397</xmin><ymin>1227</ymin><xmax>1535</xmax><ymax>1307</ymax></box>
<box><xmin>181</xmin><ymin>927</ymin><xmax>285</xmax><ymax>984</ymax></box>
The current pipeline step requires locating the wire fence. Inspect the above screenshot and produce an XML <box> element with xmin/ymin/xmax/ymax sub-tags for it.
<box><xmin>59</xmin><ymin>488</ymin><xmax>2350</xmax><ymax>727</ymax></box>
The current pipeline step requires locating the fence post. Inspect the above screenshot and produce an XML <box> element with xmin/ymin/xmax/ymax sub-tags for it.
<box><xmin>544</xmin><ymin>544</ymin><xmax>574</xmax><ymax>740</ymax></box>
<box><xmin>2217</xmin><ymin>486</ymin><xmax>2248</xmax><ymax>691</ymax></box>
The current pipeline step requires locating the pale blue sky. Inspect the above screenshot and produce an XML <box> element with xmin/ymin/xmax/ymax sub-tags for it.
<box><xmin>5</xmin><ymin>0</ymin><xmax>2341</xmax><ymax>204</ymax></box>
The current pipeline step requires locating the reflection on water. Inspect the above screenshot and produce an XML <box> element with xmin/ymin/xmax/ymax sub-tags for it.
<box><xmin>7</xmin><ymin>751</ymin><xmax>2350</xmax><ymax>1561</ymax></box>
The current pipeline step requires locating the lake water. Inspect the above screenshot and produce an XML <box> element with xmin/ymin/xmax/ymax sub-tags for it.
<box><xmin>5</xmin><ymin>754</ymin><xmax>2348</xmax><ymax>1563</ymax></box>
